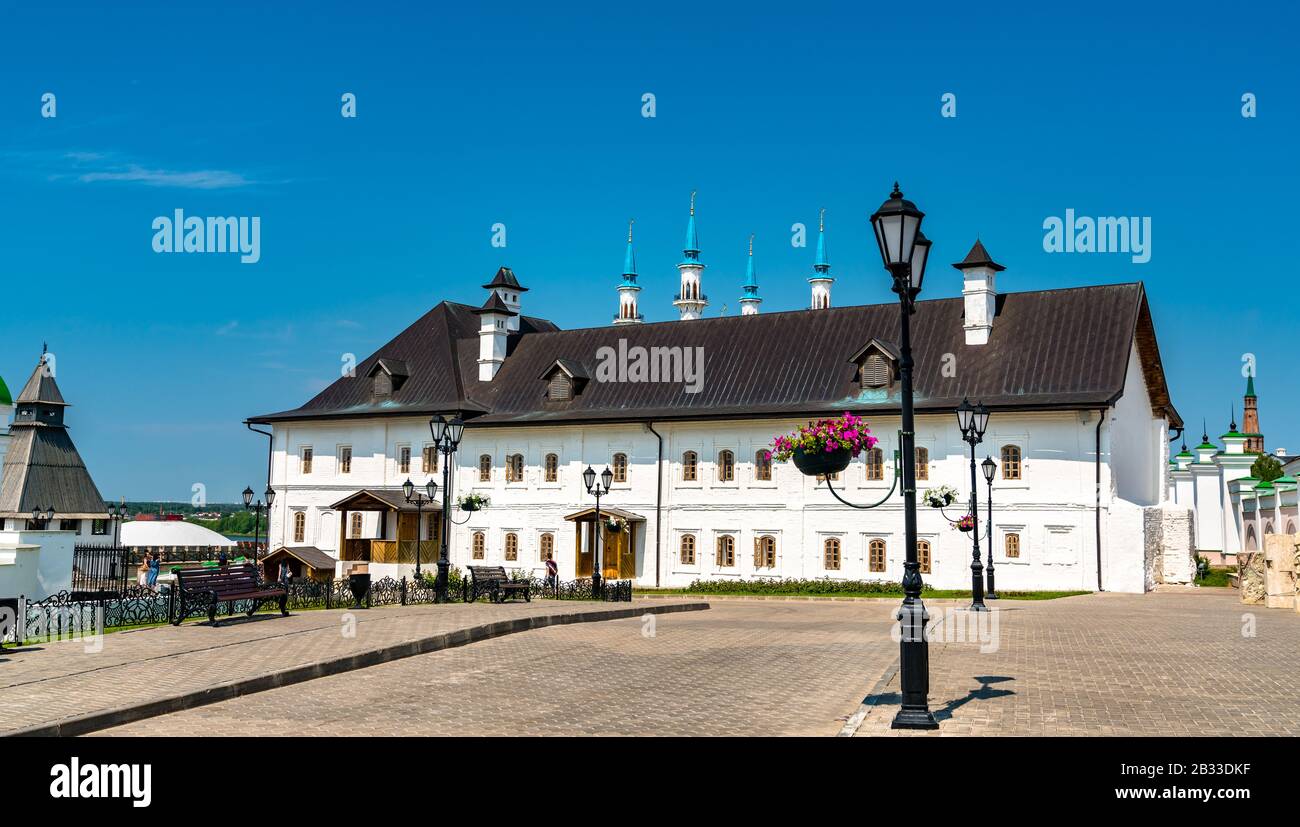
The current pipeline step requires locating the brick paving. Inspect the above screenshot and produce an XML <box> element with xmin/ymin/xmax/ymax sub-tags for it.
<box><xmin>0</xmin><ymin>599</ymin><xmax>703</xmax><ymax>735</ymax></box>
<box><xmin>854</xmin><ymin>590</ymin><xmax>1300</xmax><ymax>736</ymax></box>
<box><xmin>95</xmin><ymin>601</ymin><xmax>903</xmax><ymax>736</ymax></box>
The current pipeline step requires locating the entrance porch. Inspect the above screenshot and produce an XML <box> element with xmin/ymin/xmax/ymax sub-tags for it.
<box><xmin>330</xmin><ymin>489</ymin><xmax>442</xmax><ymax>575</ymax></box>
<box><xmin>563</xmin><ymin>506</ymin><xmax>644</xmax><ymax>580</ymax></box>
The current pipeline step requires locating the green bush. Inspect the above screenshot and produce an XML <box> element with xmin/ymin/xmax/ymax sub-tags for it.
<box><xmin>681</xmin><ymin>577</ymin><xmax>932</xmax><ymax>596</ymax></box>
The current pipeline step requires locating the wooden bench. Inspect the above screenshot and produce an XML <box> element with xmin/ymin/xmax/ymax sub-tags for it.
<box><xmin>172</xmin><ymin>562</ymin><xmax>288</xmax><ymax>626</ymax></box>
<box><xmin>466</xmin><ymin>566</ymin><xmax>531</xmax><ymax>604</ymax></box>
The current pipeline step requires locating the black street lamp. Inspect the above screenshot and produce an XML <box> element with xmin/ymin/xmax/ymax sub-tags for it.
<box><xmin>981</xmin><ymin>455</ymin><xmax>998</xmax><ymax>599</ymax></box>
<box><xmin>956</xmin><ymin>398</ymin><xmax>990</xmax><ymax>611</ymax></box>
<box><xmin>869</xmin><ymin>183</ymin><xmax>937</xmax><ymax>731</ymax></box>
<box><xmin>402</xmin><ymin>477</ymin><xmax>438</xmax><ymax>578</ymax></box>
<box><xmin>107</xmin><ymin>500</ymin><xmax>129</xmax><ymax>547</ymax></box>
<box><xmin>430</xmin><ymin>414</ymin><xmax>466</xmax><ymax>602</ymax></box>
<box><xmin>242</xmin><ymin>485</ymin><xmax>275</xmax><ymax>565</ymax></box>
<box><xmin>582</xmin><ymin>465</ymin><xmax>613</xmax><ymax>597</ymax></box>
<box><xmin>31</xmin><ymin>506</ymin><xmax>55</xmax><ymax>529</ymax></box>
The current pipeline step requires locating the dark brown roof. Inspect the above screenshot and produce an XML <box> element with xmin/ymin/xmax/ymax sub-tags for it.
<box><xmin>953</xmin><ymin>239</ymin><xmax>1005</xmax><ymax>271</ymax></box>
<box><xmin>482</xmin><ymin>266</ymin><xmax>527</xmax><ymax>292</ymax></box>
<box><xmin>265</xmin><ymin>545</ymin><xmax>337</xmax><ymax>571</ymax></box>
<box><xmin>17</xmin><ymin>358</ymin><xmax>68</xmax><ymax>406</ymax></box>
<box><xmin>250</xmin><ymin>283</ymin><xmax>1181</xmax><ymax>429</ymax></box>
<box><xmin>0</xmin><ymin>428</ymin><xmax>107</xmax><ymax>518</ymax></box>
<box><xmin>473</xmin><ymin>292</ymin><xmax>517</xmax><ymax>316</ymax></box>
<box><xmin>328</xmin><ymin>489</ymin><xmax>441</xmax><ymax>513</ymax></box>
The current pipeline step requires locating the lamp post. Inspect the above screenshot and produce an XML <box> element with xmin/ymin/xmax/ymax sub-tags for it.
<box><xmin>108</xmin><ymin>500</ymin><xmax>129</xmax><ymax>547</ymax></box>
<box><xmin>582</xmin><ymin>465</ymin><xmax>614</xmax><ymax>597</ymax></box>
<box><xmin>869</xmin><ymin>183</ymin><xmax>937</xmax><ymax>730</ymax></box>
<box><xmin>242</xmin><ymin>485</ymin><xmax>275</xmax><ymax>565</ymax></box>
<box><xmin>430</xmin><ymin>414</ymin><xmax>466</xmax><ymax>603</ymax></box>
<box><xmin>956</xmin><ymin>398</ymin><xmax>990</xmax><ymax>611</ymax></box>
<box><xmin>982</xmin><ymin>455</ymin><xmax>998</xmax><ymax>599</ymax></box>
<box><xmin>402</xmin><ymin>477</ymin><xmax>438</xmax><ymax>578</ymax></box>
<box><xmin>31</xmin><ymin>506</ymin><xmax>55</xmax><ymax>529</ymax></box>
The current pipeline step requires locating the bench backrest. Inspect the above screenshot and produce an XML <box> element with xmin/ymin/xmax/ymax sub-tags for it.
<box><xmin>175</xmin><ymin>563</ymin><xmax>267</xmax><ymax>597</ymax></box>
<box><xmin>467</xmin><ymin>565</ymin><xmax>509</xmax><ymax>584</ymax></box>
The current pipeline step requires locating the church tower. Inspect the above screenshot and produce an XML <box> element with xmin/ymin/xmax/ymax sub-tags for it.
<box><xmin>1241</xmin><ymin>374</ymin><xmax>1264</xmax><ymax>453</ymax></box>
<box><xmin>672</xmin><ymin>192</ymin><xmax>708</xmax><ymax>320</ymax></box>
<box><xmin>809</xmin><ymin>209</ymin><xmax>833</xmax><ymax>309</ymax></box>
<box><xmin>739</xmin><ymin>235</ymin><xmax>762</xmax><ymax>316</ymax></box>
<box><xmin>613</xmin><ymin>220</ymin><xmax>643</xmax><ymax>325</ymax></box>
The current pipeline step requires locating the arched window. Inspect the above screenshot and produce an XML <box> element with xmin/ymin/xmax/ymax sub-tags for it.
<box><xmin>1001</xmin><ymin>445</ymin><xmax>1022</xmax><ymax>480</ymax></box>
<box><xmin>715</xmin><ymin>535</ymin><xmax>735</xmax><ymax>567</ymax></box>
<box><xmin>754</xmin><ymin>450</ymin><xmax>772</xmax><ymax>482</ymax></box>
<box><xmin>504</xmin><ymin>532</ymin><xmax>518</xmax><ymax>561</ymax></box>
<box><xmin>868</xmin><ymin>539</ymin><xmax>886</xmax><ymax>572</ymax></box>
<box><xmin>613</xmin><ymin>453</ymin><xmax>628</xmax><ymax>483</ymax></box>
<box><xmin>479</xmin><ymin>454</ymin><xmax>492</xmax><ymax>483</ymax></box>
<box><xmin>682</xmin><ymin>451</ymin><xmax>698</xmax><ymax>482</ymax></box>
<box><xmin>1264</xmin><ymin>521</ymin><xmax>1274</xmax><ymax>535</ymax></box>
<box><xmin>914</xmin><ymin>447</ymin><xmax>929</xmax><ymax>481</ymax></box>
<box><xmin>472</xmin><ymin>531</ymin><xmax>486</xmax><ymax>559</ymax></box>
<box><xmin>1288</xmin><ymin>521</ymin><xmax>1297</xmax><ymax>535</ymax></box>
<box><xmin>754</xmin><ymin>535</ymin><xmax>776</xmax><ymax>568</ymax></box>
<box><xmin>350</xmin><ymin>512</ymin><xmax>363</xmax><ymax>538</ymax></box>
<box><xmin>823</xmin><ymin>537</ymin><xmax>841</xmax><ymax>570</ymax></box>
<box><xmin>506</xmin><ymin>453</ymin><xmax>524</xmax><ymax>483</ymax></box>
<box><xmin>1245</xmin><ymin>526</ymin><xmax>1257</xmax><ymax>552</ymax></box>
<box><xmin>918</xmin><ymin>539</ymin><xmax>931</xmax><ymax>574</ymax></box>
<box><xmin>865</xmin><ymin>447</ymin><xmax>884</xmax><ymax>482</ymax></box>
<box><xmin>540</xmin><ymin>533</ymin><xmax>555</xmax><ymax>561</ymax></box>
<box><xmin>680</xmin><ymin>534</ymin><xmax>697</xmax><ymax>564</ymax></box>
<box><xmin>718</xmin><ymin>450</ymin><xmax>735</xmax><ymax>482</ymax></box>
<box><xmin>544</xmin><ymin>453</ymin><xmax>559</xmax><ymax>482</ymax></box>
<box><xmin>293</xmin><ymin>512</ymin><xmax>306</xmax><ymax>544</ymax></box>
<box><xmin>1005</xmin><ymin>533</ymin><xmax>1020</xmax><ymax>559</ymax></box>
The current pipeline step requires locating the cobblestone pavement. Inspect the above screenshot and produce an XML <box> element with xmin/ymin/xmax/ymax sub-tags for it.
<box><xmin>0</xmin><ymin>599</ymin><xmax>702</xmax><ymax>735</ymax></box>
<box><xmin>855</xmin><ymin>590</ymin><xmax>1300</xmax><ymax>736</ymax></box>
<box><xmin>96</xmin><ymin>601</ymin><xmax>903</xmax><ymax>736</ymax></box>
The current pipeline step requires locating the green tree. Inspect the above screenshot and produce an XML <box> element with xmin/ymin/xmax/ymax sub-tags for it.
<box><xmin>1250</xmin><ymin>454</ymin><xmax>1283</xmax><ymax>483</ymax></box>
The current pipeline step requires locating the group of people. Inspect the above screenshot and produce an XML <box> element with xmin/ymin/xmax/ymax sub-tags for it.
<box><xmin>135</xmin><ymin>551</ymin><xmax>162</xmax><ymax>588</ymax></box>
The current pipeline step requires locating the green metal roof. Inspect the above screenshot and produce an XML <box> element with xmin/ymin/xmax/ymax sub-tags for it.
<box><xmin>0</xmin><ymin>374</ymin><xmax>10</xmax><ymax>406</ymax></box>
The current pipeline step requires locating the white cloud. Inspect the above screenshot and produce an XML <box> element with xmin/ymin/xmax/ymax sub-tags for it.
<box><xmin>80</xmin><ymin>164</ymin><xmax>252</xmax><ymax>190</ymax></box>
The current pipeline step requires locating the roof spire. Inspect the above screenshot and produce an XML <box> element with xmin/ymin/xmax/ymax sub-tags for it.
<box><xmin>740</xmin><ymin>234</ymin><xmax>761</xmax><ymax>315</ymax></box>
<box><xmin>1245</xmin><ymin>373</ymin><xmax>1256</xmax><ymax>399</ymax></box>
<box><xmin>814</xmin><ymin>208</ymin><xmax>829</xmax><ymax>271</ymax></box>
<box><xmin>1230</xmin><ymin>405</ymin><xmax>1237</xmax><ymax>432</ymax></box>
<box><xmin>1202</xmin><ymin>418</ymin><xmax>1208</xmax><ymax>443</ymax></box>
<box><xmin>682</xmin><ymin>191</ymin><xmax>701</xmax><ymax>261</ymax></box>
<box><xmin>622</xmin><ymin>219</ymin><xmax>637</xmax><ymax>279</ymax></box>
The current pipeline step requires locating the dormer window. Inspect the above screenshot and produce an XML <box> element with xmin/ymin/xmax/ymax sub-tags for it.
<box><xmin>848</xmin><ymin>339</ymin><xmax>900</xmax><ymax>391</ymax></box>
<box><xmin>368</xmin><ymin>358</ymin><xmax>409</xmax><ymax>400</ymax></box>
<box><xmin>540</xmin><ymin>359</ymin><xmax>590</xmax><ymax>402</ymax></box>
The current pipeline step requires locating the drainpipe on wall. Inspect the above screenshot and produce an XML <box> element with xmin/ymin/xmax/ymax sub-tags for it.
<box><xmin>645</xmin><ymin>421</ymin><xmax>664</xmax><ymax>587</ymax></box>
<box><xmin>1095</xmin><ymin>408</ymin><xmax>1106</xmax><ymax>592</ymax></box>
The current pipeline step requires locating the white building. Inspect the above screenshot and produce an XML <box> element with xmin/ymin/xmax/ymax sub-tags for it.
<box><xmin>250</xmin><ymin>199</ymin><xmax>1186</xmax><ymax>593</ymax></box>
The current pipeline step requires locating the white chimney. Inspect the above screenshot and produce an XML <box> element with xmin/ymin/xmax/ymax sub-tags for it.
<box><xmin>953</xmin><ymin>239</ymin><xmax>1004</xmax><ymax>346</ymax></box>
<box><xmin>474</xmin><ymin>293</ymin><xmax>515</xmax><ymax>381</ymax></box>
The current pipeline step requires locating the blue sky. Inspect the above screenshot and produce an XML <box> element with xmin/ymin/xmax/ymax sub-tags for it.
<box><xmin>1</xmin><ymin>1</ymin><xmax>1295</xmax><ymax>502</ymax></box>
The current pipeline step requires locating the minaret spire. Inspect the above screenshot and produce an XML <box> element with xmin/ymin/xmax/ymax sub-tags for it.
<box><xmin>809</xmin><ymin>208</ymin><xmax>833</xmax><ymax>310</ymax></box>
<box><xmin>673</xmin><ymin>191</ymin><xmax>708</xmax><ymax>320</ymax></box>
<box><xmin>1241</xmin><ymin>372</ymin><xmax>1263</xmax><ymax>452</ymax></box>
<box><xmin>740</xmin><ymin>234</ymin><xmax>762</xmax><ymax>316</ymax></box>
<box><xmin>613</xmin><ymin>219</ymin><xmax>643</xmax><ymax>325</ymax></box>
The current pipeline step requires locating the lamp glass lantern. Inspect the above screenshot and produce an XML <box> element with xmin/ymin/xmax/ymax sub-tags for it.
<box><xmin>447</xmin><ymin>417</ymin><xmax>465</xmax><ymax>447</ymax></box>
<box><xmin>869</xmin><ymin>183</ymin><xmax>926</xmax><ymax>271</ymax></box>
<box><xmin>265</xmin><ymin>487</ymin><xmax>276</xmax><ymax>507</ymax></box>
<box><xmin>582</xmin><ymin>465</ymin><xmax>596</xmax><ymax>492</ymax></box>
<box><xmin>982</xmin><ymin>456</ymin><xmax>997</xmax><ymax>484</ymax></box>
<box><xmin>403</xmin><ymin>478</ymin><xmax>415</xmax><ymax>501</ymax></box>
<box><xmin>242</xmin><ymin>486</ymin><xmax>255</xmax><ymax>508</ymax></box>
<box><xmin>910</xmin><ymin>232</ymin><xmax>932</xmax><ymax>292</ymax></box>
<box><xmin>956</xmin><ymin>398</ymin><xmax>975</xmax><ymax>436</ymax></box>
<box><xmin>973</xmin><ymin>404</ymin><xmax>991</xmax><ymax>441</ymax></box>
<box><xmin>425</xmin><ymin>479</ymin><xmax>437</xmax><ymax>500</ymax></box>
<box><xmin>600</xmin><ymin>466</ymin><xmax>614</xmax><ymax>493</ymax></box>
<box><xmin>430</xmin><ymin>414</ymin><xmax>447</xmax><ymax>447</ymax></box>
<box><xmin>45</xmin><ymin>506</ymin><xmax>55</xmax><ymax>522</ymax></box>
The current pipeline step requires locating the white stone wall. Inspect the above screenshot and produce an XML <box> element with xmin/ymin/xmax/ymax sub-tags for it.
<box><xmin>265</xmin><ymin>401</ymin><xmax>1161</xmax><ymax>593</ymax></box>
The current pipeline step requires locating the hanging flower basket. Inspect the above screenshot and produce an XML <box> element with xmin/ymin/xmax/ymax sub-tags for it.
<box><xmin>604</xmin><ymin>516</ymin><xmax>631</xmax><ymax>535</ymax></box>
<box><xmin>923</xmin><ymin>485</ymin><xmax>960</xmax><ymax>509</ymax></box>
<box><xmin>457</xmin><ymin>493</ymin><xmax>490</xmax><ymax>513</ymax></box>
<box><xmin>955</xmin><ymin>514</ymin><xmax>975</xmax><ymax>533</ymax></box>
<box><xmin>770</xmin><ymin>413</ymin><xmax>877</xmax><ymax>479</ymax></box>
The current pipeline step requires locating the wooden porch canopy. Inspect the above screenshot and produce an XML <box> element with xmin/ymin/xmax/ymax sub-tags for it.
<box><xmin>563</xmin><ymin>506</ymin><xmax>646</xmax><ymax>523</ymax></box>
<box><xmin>329</xmin><ymin>489</ymin><xmax>441</xmax><ymax>513</ymax></box>
<box><xmin>261</xmin><ymin>545</ymin><xmax>336</xmax><ymax>582</ymax></box>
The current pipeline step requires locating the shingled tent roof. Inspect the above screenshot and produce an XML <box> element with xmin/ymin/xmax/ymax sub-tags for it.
<box><xmin>0</xmin><ymin>358</ymin><xmax>107</xmax><ymax>519</ymax></box>
<box><xmin>250</xmin><ymin>283</ymin><xmax>1180</xmax><ymax>429</ymax></box>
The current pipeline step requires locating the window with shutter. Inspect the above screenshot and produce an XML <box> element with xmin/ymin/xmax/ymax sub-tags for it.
<box><xmin>862</xmin><ymin>353</ymin><xmax>890</xmax><ymax>388</ymax></box>
<box><xmin>548</xmin><ymin>374</ymin><xmax>572</xmax><ymax>401</ymax></box>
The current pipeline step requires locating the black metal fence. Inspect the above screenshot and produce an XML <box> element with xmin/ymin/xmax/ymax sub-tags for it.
<box><xmin>71</xmin><ymin>544</ymin><xmax>130</xmax><ymax>595</ymax></box>
<box><xmin>15</xmin><ymin>574</ymin><xmax>634</xmax><ymax>642</ymax></box>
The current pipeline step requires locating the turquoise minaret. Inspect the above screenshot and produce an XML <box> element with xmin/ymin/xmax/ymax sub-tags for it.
<box><xmin>809</xmin><ymin>208</ymin><xmax>832</xmax><ymax>309</ymax></box>
<box><xmin>672</xmin><ymin>191</ymin><xmax>708</xmax><ymax>320</ymax></box>
<box><xmin>614</xmin><ymin>219</ymin><xmax>643</xmax><ymax>325</ymax></box>
<box><xmin>739</xmin><ymin>234</ymin><xmax>762</xmax><ymax>316</ymax></box>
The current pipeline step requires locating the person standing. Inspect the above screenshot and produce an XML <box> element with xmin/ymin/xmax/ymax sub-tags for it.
<box><xmin>146</xmin><ymin>552</ymin><xmax>161</xmax><ymax>589</ymax></box>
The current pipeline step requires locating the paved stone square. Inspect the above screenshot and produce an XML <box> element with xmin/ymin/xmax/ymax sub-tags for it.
<box><xmin>0</xmin><ymin>598</ymin><xmax>704</xmax><ymax>735</ymax></box>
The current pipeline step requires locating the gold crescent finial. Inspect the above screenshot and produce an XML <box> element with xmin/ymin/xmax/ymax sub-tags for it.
<box><xmin>689</xmin><ymin>190</ymin><xmax>696</xmax><ymax>215</ymax></box>
<box><xmin>628</xmin><ymin>218</ymin><xmax>634</xmax><ymax>243</ymax></box>
<box><xmin>819</xmin><ymin>208</ymin><xmax>825</xmax><ymax>232</ymax></box>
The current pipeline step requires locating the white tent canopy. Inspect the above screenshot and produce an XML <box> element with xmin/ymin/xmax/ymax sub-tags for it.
<box><xmin>120</xmin><ymin>520</ymin><xmax>237</xmax><ymax>548</ymax></box>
